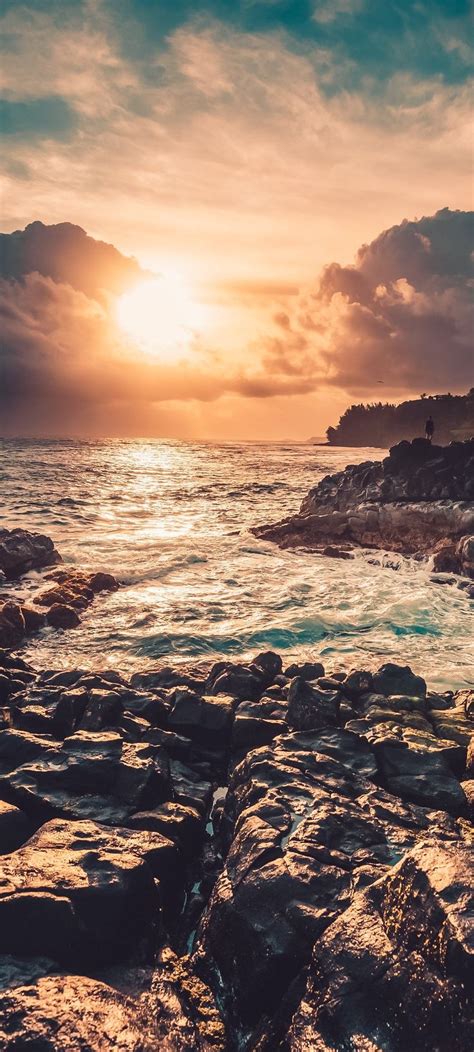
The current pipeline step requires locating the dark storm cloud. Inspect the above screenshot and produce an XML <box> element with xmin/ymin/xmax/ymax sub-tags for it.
<box><xmin>267</xmin><ymin>208</ymin><xmax>474</xmax><ymax>395</ymax></box>
<box><xmin>0</xmin><ymin>221</ymin><xmax>145</xmax><ymax>299</ymax></box>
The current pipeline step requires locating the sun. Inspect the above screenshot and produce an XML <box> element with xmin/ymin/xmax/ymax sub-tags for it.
<box><xmin>116</xmin><ymin>274</ymin><xmax>206</xmax><ymax>359</ymax></box>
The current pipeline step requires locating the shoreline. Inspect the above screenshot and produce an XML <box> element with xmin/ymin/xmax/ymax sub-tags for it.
<box><xmin>0</xmin><ymin>484</ymin><xmax>473</xmax><ymax>1047</ymax></box>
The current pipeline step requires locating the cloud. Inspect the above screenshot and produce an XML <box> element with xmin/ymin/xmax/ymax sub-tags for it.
<box><xmin>0</xmin><ymin>220</ymin><xmax>145</xmax><ymax>298</ymax></box>
<box><xmin>1</xmin><ymin>8</ymin><xmax>472</xmax><ymax>290</ymax></box>
<box><xmin>0</xmin><ymin>225</ymin><xmax>313</xmax><ymax>436</ymax></box>
<box><xmin>265</xmin><ymin>208</ymin><xmax>474</xmax><ymax>395</ymax></box>
<box><xmin>312</xmin><ymin>0</ymin><xmax>365</xmax><ymax>25</ymax></box>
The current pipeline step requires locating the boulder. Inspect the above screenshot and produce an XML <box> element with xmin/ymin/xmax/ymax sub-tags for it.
<box><xmin>0</xmin><ymin>603</ymin><xmax>25</xmax><ymax>649</ymax></box>
<box><xmin>45</xmin><ymin>603</ymin><xmax>81</xmax><ymax>629</ymax></box>
<box><xmin>0</xmin><ymin>529</ymin><xmax>61</xmax><ymax>580</ymax></box>
<box><xmin>168</xmin><ymin>690</ymin><xmax>236</xmax><ymax>748</ymax></box>
<box><xmin>0</xmin><ymin>801</ymin><xmax>31</xmax><ymax>854</ymax></box>
<box><xmin>288</xmin><ymin>838</ymin><xmax>474</xmax><ymax>1052</ymax></box>
<box><xmin>283</xmin><ymin>661</ymin><xmax>324</xmax><ymax>681</ymax></box>
<box><xmin>0</xmin><ymin>818</ymin><xmax>173</xmax><ymax>966</ymax></box>
<box><xmin>372</xmin><ymin>662</ymin><xmax>426</xmax><ymax>698</ymax></box>
<box><xmin>286</xmin><ymin>677</ymin><xmax>340</xmax><ymax>731</ymax></box>
<box><xmin>206</xmin><ymin>661</ymin><xmax>264</xmax><ymax>700</ymax></box>
<box><xmin>371</xmin><ymin>736</ymin><xmax>467</xmax><ymax>813</ymax></box>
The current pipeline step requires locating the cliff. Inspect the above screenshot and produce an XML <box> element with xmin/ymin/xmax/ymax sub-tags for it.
<box><xmin>326</xmin><ymin>389</ymin><xmax>474</xmax><ymax>447</ymax></box>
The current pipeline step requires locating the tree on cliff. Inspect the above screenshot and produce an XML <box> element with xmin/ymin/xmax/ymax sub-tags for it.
<box><xmin>326</xmin><ymin>390</ymin><xmax>474</xmax><ymax>447</ymax></box>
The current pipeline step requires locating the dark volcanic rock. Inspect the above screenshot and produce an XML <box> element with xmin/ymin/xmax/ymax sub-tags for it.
<box><xmin>0</xmin><ymin>528</ymin><xmax>61</xmax><ymax>580</ymax></box>
<box><xmin>0</xmin><ymin>800</ymin><xmax>31</xmax><ymax>854</ymax></box>
<box><xmin>0</xmin><ymin>974</ymin><xmax>158</xmax><ymax>1050</ymax></box>
<box><xmin>372</xmin><ymin>661</ymin><xmax>426</xmax><ymax>698</ymax></box>
<box><xmin>0</xmin><ymin>957</ymin><xmax>226</xmax><ymax>1051</ymax></box>
<box><xmin>286</xmin><ymin>677</ymin><xmax>341</xmax><ymax>731</ymax></box>
<box><xmin>168</xmin><ymin>690</ymin><xmax>236</xmax><ymax>748</ymax></box>
<box><xmin>0</xmin><ymin>729</ymin><xmax>171</xmax><ymax>825</ymax></box>
<box><xmin>288</xmin><ymin>838</ymin><xmax>474</xmax><ymax>1052</ymax></box>
<box><xmin>195</xmin><ymin>728</ymin><xmax>460</xmax><ymax>1033</ymax></box>
<box><xmin>0</xmin><ymin>818</ymin><xmax>172</xmax><ymax>966</ymax></box>
<box><xmin>254</xmin><ymin>439</ymin><xmax>474</xmax><ymax>565</ymax></box>
<box><xmin>0</xmin><ymin>652</ymin><xmax>471</xmax><ymax>1048</ymax></box>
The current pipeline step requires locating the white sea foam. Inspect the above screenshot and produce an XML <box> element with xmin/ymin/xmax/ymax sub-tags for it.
<box><xmin>1</xmin><ymin>438</ymin><xmax>472</xmax><ymax>689</ymax></box>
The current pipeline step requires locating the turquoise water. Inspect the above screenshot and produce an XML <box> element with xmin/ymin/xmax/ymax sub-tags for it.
<box><xmin>1</xmin><ymin>439</ymin><xmax>472</xmax><ymax>689</ymax></box>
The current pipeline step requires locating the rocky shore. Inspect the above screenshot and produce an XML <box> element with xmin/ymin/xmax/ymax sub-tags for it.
<box><xmin>0</xmin><ymin>524</ymin><xmax>472</xmax><ymax>1049</ymax></box>
<box><xmin>254</xmin><ymin>439</ymin><xmax>474</xmax><ymax>585</ymax></box>
<box><xmin>0</xmin><ymin>528</ymin><xmax>119</xmax><ymax>649</ymax></box>
<box><xmin>0</xmin><ymin>642</ymin><xmax>472</xmax><ymax>1049</ymax></box>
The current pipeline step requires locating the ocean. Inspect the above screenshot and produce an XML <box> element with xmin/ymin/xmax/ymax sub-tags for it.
<box><xmin>1</xmin><ymin>438</ymin><xmax>473</xmax><ymax>690</ymax></box>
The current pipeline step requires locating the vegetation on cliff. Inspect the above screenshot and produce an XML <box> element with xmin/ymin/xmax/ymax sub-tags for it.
<box><xmin>326</xmin><ymin>389</ymin><xmax>474</xmax><ymax>447</ymax></box>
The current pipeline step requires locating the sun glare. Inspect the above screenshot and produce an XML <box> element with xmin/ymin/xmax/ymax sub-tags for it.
<box><xmin>117</xmin><ymin>274</ymin><xmax>207</xmax><ymax>359</ymax></box>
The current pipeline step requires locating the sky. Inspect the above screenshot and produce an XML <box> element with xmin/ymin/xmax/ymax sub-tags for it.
<box><xmin>0</xmin><ymin>0</ymin><xmax>473</xmax><ymax>438</ymax></box>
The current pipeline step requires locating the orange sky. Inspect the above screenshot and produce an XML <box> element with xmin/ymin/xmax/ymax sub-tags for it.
<box><xmin>1</xmin><ymin>2</ymin><xmax>472</xmax><ymax>438</ymax></box>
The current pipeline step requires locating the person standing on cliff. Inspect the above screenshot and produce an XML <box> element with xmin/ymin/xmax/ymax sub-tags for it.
<box><xmin>425</xmin><ymin>415</ymin><xmax>434</xmax><ymax>442</ymax></box>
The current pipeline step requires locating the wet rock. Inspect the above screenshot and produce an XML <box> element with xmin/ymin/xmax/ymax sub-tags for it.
<box><xmin>168</xmin><ymin>690</ymin><xmax>236</xmax><ymax>749</ymax></box>
<box><xmin>206</xmin><ymin>663</ymin><xmax>263</xmax><ymax>701</ymax></box>
<box><xmin>0</xmin><ymin>801</ymin><xmax>31</xmax><ymax>854</ymax></box>
<box><xmin>169</xmin><ymin>760</ymin><xmax>212</xmax><ymax>817</ymax></box>
<box><xmin>131</xmin><ymin>667</ymin><xmax>208</xmax><ymax>694</ymax></box>
<box><xmin>252</xmin><ymin>651</ymin><xmax>283</xmax><ymax>684</ymax></box>
<box><xmin>195</xmin><ymin>731</ymin><xmax>454</xmax><ymax>1034</ymax></box>
<box><xmin>283</xmin><ymin>661</ymin><xmax>324</xmax><ymax>681</ymax></box>
<box><xmin>79</xmin><ymin>688</ymin><xmax>123</xmax><ymax>730</ymax></box>
<box><xmin>288</xmin><ymin>838</ymin><xmax>474</xmax><ymax>1052</ymax></box>
<box><xmin>232</xmin><ymin>699</ymin><xmax>286</xmax><ymax>752</ymax></box>
<box><xmin>340</xmin><ymin>668</ymin><xmax>373</xmax><ymax>699</ymax></box>
<box><xmin>0</xmin><ymin>528</ymin><xmax>61</xmax><ymax>580</ymax></box>
<box><xmin>20</xmin><ymin>605</ymin><xmax>47</xmax><ymax>633</ymax></box>
<box><xmin>0</xmin><ymin>729</ymin><xmax>171</xmax><ymax>826</ymax></box>
<box><xmin>0</xmin><ymin>974</ymin><xmax>159</xmax><ymax>1050</ymax></box>
<box><xmin>45</xmin><ymin>603</ymin><xmax>81</xmax><ymax>629</ymax></box>
<box><xmin>129</xmin><ymin>801</ymin><xmax>203</xmax><ymax>857</ymax></box>
<box><xmin>278</xmin><ymin>728</ymin><xmax>378</xmax><ymax>780</ymax></box>
<box><xmin>371</xmin><ymin>736</ymin><xmax>467</xmax><ymax>813</ymax></box>
<box><xmin>286</xmin><ymin>677</ymin><xmax>340</xmax><ymax>731</ymax></box>
<box><xmin>0</xmin><ymin>818</ymin><xmax>169</xmax><ymax>966</ymax></box>
<box><xmin>35</xmin><ymin>568</ymin><xmax>118</xmax><ymax>610</ymax></box>
<box><xmin>0</xmin><ymin>602</ymin><xmax>25</xmax><ymax>649</ymax></box>
<box><xmin>372</xmin><ymin>661</ymin><xmax>426</xmax><ymax>698</ymax></box>
<box><xmin>117</xmin><ymin>688</ymin><xmax>170</xmax><ymax>727</ymax></box>
<box><xmin>150</xmin><ymin>946</ymin><xmax>227</xmax><ymax>1050</ymax></box>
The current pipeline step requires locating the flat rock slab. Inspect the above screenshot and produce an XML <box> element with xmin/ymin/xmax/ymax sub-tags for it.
<box><xmin>0</xmin><ymin>729</ymin><xmax>170</xmax><ymax>826</ymax></box>
<box><xmin>0</xmin><ymin>818</ymin><xmax>174</xmax><ymax>966</ymax></box>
